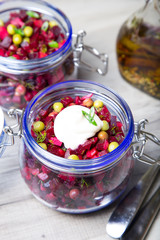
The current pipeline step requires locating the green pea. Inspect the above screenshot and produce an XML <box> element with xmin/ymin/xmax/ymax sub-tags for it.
<box><xmin>13</xmin><ymin>34</ymin><xmax>22</xmax><ymax>45</ymax></box>
<box><xmin>53</xmin><ymin>102</ymin><xmax>63</xmax><ymax>112</ymax></box>
<box><xmin>108</xmin><ymin>142</ymin><xmax>119</xmax><ymax>152</ymax></box>
<box><xmin>93</xmin><ymin>100</ymin><xmax>103</xmax><ymax>108</ymax></box>
<box><xmin>101</xmin><ymin>120</ymin><xmax>109</xmax><ymax>131</ymax></box>
<box><xmin>24</xmin><ymin>26</ymin><xmax>33</xmax><ymax>37</ymax></box>
<box><xmin>33</xmin><ymin>121</ymin><xmax>45</xmax><ymax>132</ymax></box>
<box><xmin>7</xmin><ymin>24</ymin><xmax>16</xmax><ymax>35</ymax></box>
<box><xmin>38</xmin><ymin>143</ymin><xmax>47</xmax><ymax>150</ymax></box>
<box><xmin>23</xmin><ymin>37</ymin><xmax>30</xmax><ymax>43</ymax></box>
<box><xmin>68</xmin><ymin>154</ymin><xmax>79</xmax><ymax>160</ymax></box>
<box><xmin>49</xmin><ymin>20</ymin><xmax>58</xmax><ymax>28</ymax></box>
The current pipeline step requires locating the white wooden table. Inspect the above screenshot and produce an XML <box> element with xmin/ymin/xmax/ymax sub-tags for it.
<box><xmin>1</xmin><ymin>0</ymin><xmax>160</xmax><ymax>239</ymax></box>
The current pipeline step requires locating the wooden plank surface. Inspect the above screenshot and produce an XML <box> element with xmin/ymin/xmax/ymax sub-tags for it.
<box><xmin>1</xmin><ymin>0</ymin><xmax>160</xmax><ymax>240</ymax></box>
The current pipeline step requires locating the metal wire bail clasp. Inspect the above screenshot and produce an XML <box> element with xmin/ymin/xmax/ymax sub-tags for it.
<box><xmin>1</xmin><ymin>108</ymin><xmax>24</xmax><ymax>148</ymax></box>
<box><xmin>73</xmin><ymin>30</ymin><xmax>108</xmax><ymax>75</ymax></box>
<box><xmin>133</xmin><ymin>119</ymin><xmax>160</xmax><ymax>165</ymax></box>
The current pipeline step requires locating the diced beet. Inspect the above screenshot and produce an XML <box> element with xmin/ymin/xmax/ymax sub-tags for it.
<box><xmin>10</xmin><ymin>11</ymin><xmax>20</xmax><ymax>19</ymax></box>
<box><xmin>86</xmin><ymin>147</ymin><xmax>98</xmax><ymax>159</ymax></box>
<box><xmin>21</xmin><ymin>41</ymin><xmax>30</xmax><ymax>51</ymax></box>
<box><xmin>28</xmin><ymin>52</ymin><xmax>39</xmax><ymax>59</ymax></box>
<box><xmin>33</xmin><ymin>19</ymin><xmax>43</xmax><ymax>28</ymax></box>
<box><xmin>21</xmin><ymin>166</ymin><xmax>31</xmax><ymax>180</ymax></box>
<box><xmin>0</xmin><ymin>48</ymin><xmax>5</xmax><ymax>56</ymax></box>
<box><xmin>40</xmin><ymin>183</ymin><xmax>46</xmax><ymax>192</ymax></box>
<box><xmin>117</xmin><ymin>121</ymin><xmax>123</xmax><ymax>129</ymax></box>
<box><xmin>96</xmin><ymin>139</ymin><xmax>109</xmax><ymax>151</ymax></box>
<box><xmin>39</xmin><ymin>52</ymin><xmax>47</xmax><ymax>58</ymax></box>
<box><xmin>9</xmin><ymin>44</ymin><xmax>18</xmax><ymax>52</ymax></box>
<box><xmin>81</xmin><ymin>93</ymin><xmax>93</xmax><ymax>100</ymax></box>
<box><xmin>10</xmin><ymin>17</ymin><xmax>24</xmax><ymax>27</ymax></box>
<box><xmin>12</xmin><ymin>95</ymin><xmax>21</xmax><ymax>103</ymax></box>
<box><xmin>98</xmin><ymin>105</ymin><xmax>111</xmax><ymax>122</ymax></box>
<box><xmin>45</xmin><ymin>192</ymin><xmax>56</xmax><ymax>201</ymax></box>
<box><xmin>58</xmin><ymin>148</ymin><xmax>65</xmax><ymax>157</ymax></box>
<box><xmin>38</xmin><ymin>172</ymin><xmax>49</xmax><ymax>181</ymax></box>
<box><xmin>31</xmin><ymin>127</ymin><xmax>37</xmax><ymax>138</ymax></box>
<box><xmin>75</xmin><ymin>96</ymin><xmax>82</xmax><ymax>105</ymax></box>
<box><xmin>75</xmin><ymin>145</ymin><xmax>86</xmax><ymax>156</ymax></box>
<box><xmin>24</xmin><ymin>91</ymin><xmax>33</xmax><ymax>101</ymax></box>
<box><xmin>47</xmin><ymin>145</ymin><xmax>64</xmax><ymax>157</ymax></box>
<box><xmin>46</xmin><ymin>126</ymin><xmax>54</xmax><ymax>138</ymax></box>
<box><xmin>110</xmin><ymin>133</ymin><xmax>124</xmax><ymax>144</ymax></box>
<box><xmin>49</xmin><ymin>137</ymin><xmax>62</xmax><ymax>147</ymax></box>
<box><xmin>58</xmin><ymin>173</ymin><xmax>68</xmax><ymax>181</ymax></box>
<box><xmin>50</xmin><ymin>25</ymin><xmax>61</xmax><ymax>39</ymax></box>
<box><xmin>61</xmin><ymin>96</ymin><xmax>74</xmax><ymax>107</ymax></box>
<box><xmin>19</xmin><ymin>10</ymin><xmax>28</xmax><ymax>21</ymax></box>
<box><xmin>0</xmin><ymin>26</ymin><xmax>9</xmax><ymax>40</ymax></box>
<box><xmin>41</xmin><ymin>165</ymin><xmax>51</xmax><ymax>174</ymax></box>
<box><xmin>97</xmin><ymin>150</ymin><xmax>108</xmax><ymax>157</ymax></box>
<box><xmin>16</xmin><ymin>48</ymin><xmax>27</xmax><ymax>57</ymax></box>
<box><xmin>27</xmin><ymin>157</ymin><xmax>37</xmax><ymax>169</ymax></box>
<box><xmin>12</xmin><ymin>54</ymin><xmax>21</xmax><ymax>60</ymax></box>
<box><xmin>31</xmin><ymin>168</ymin><xmax>40</xmax><ymax>176</ymax></box>
<box><xmin>39</xmin><ymin>109</ymin><xmax>49</xmax><ymax>118</ymax></box>
<box><xmin>0</xmin><ymin>36</ymin><xmax>12</xmax><ymax>49</ymax></box>
<box><xmin>49</xmin><ymin>178</ymin><xmax>60</xmax><ymax>191</ymax></box>
<box><xmin>44</xmin><ymin>116</ymin><xmax>53</xmax><ymax>125</ymax></box>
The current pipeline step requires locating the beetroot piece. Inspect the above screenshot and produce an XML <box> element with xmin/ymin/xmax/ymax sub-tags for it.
<box><xmin>98</xmin><ymin>105</ymin><xmax>111</xmax><ymax>122</ymax></box>
<box><xmin>0</xmin><ymin>36</ymin><xmax>12</xmax><ymax>49</ymax></box>
<box><xmin>10</xmin><ymin>17</ymin><xmax>25</xmax><ymax>27</ymax></box>
<box><xmin>61</xmin><ymin>96</ymin><xmax>74</xmax><ymax>107</ymax></box>
<box><xmin>0</xmin><ymin>26</ymin><xmax>9</xmax><ymax>40</ymax></box>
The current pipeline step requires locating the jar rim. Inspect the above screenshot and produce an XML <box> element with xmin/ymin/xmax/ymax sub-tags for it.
<box><xmin>23</xmin><ymin>80</ymin><xmax>135</xmax><ymax>173</ymax></box>
<box><xmin>0</xmin><ymin>0</ymin><xmax>72</xmax><ymax>70</ymax></box>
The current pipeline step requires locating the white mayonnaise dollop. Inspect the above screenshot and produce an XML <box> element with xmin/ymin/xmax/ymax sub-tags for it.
<box><xmin>54</xmin><ymin>105</ymin><xmax>103</xmax><ymax>150</ymax></box>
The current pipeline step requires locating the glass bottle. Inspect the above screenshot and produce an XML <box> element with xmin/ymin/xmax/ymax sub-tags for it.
<box><xmin>116</xmin><ymin>0</ymin><xmax>160</xmax><ymax>99</ymax></box>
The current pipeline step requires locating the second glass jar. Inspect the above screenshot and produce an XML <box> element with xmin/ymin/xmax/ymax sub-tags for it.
<box><xmin>0</xmin><ymin>0</ymin><xmax>108</xmax><ymax>110</ymax></box>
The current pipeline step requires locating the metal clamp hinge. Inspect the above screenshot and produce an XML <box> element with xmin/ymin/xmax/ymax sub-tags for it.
<box><xmin>0</xmin><ymin>108</ymin><xmax>24</xmax><ymax>148</ymax></box>
<box><xmin>73</xmin><ymin>30</ymin><xmax>108</xmax><ymax>75</ymax></box>
<box><xmin>132</xmin><ymin>119</ymin><xmax>160</xmax><ymax>165</ymax></box>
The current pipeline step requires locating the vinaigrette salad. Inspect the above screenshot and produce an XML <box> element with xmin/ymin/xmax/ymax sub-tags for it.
<box><xmin>31</xmin><ymin>94</ymin><xmax>124</xmax><ymax>159</ymax></box>
<box><xmin>21</xmin><ymin>93</ymin><xmax>134</xmax><ymax>212</ymax></box>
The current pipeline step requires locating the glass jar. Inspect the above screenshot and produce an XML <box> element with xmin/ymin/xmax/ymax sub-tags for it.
<box><xmin>0</xmin><ymin>0</ymin><xmax>108</xmax><ymax>111</ymax></box>
<box><xmin>20</xmin><ymin>80</ymin><xmax>135</xmax><ymax>213</ymax></box>
<box><xmin>1</xmin><ymin>80</ymin><xmax>160</xmax><ymax>213</ymax></box>
<box><xmin>116</xmin><ymin>0</ymin><xmax>160</xmax><ymax>99</ymax></box>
